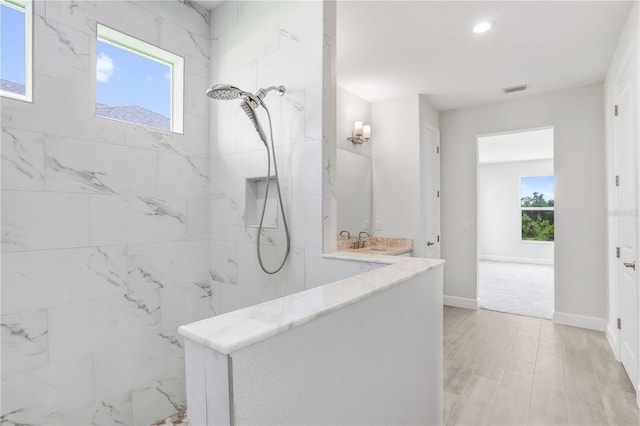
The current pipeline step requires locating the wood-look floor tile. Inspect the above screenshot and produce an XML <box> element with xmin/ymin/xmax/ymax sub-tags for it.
<box><xmin>488</xmin><ymin>362</ymin><xmax>535</xmax><ymax>426</ymax></box>
<box><xmin>444</xmin><ymin>307</ymin><xmax>640</xmax><ymax>426</ymax></box>
<box><xmin>447</xmin><ymin>374</ymin><xmax>500</xmax><ymax>426</ymax></box>
<box><xmin>528</xmin><ymin>356</ymin><xmax>568</xmax><ymax>425</ymax></box>
<box><xmin>444</xmin><ymin>391</ymin><xmax>460</xmax><ymax>425</ymax></box>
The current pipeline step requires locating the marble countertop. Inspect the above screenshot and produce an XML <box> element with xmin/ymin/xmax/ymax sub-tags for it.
<box><xmin>337</xmin><ymin>236</ymin><xmax>413</xmax><ymax>256</ymax></box>
<box><xmin>178</xmin><ymin>253</ymin><xmax>444</xmax><ymax>354</ymax></box>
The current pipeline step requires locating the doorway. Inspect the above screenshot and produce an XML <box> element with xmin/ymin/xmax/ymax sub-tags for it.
<box><xmin>477</xmin><ymin>127</ymin><xmax>555</xmax><ymax>319</ymax></box>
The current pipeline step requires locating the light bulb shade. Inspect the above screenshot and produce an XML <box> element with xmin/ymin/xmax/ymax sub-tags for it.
<box><xmin>354</xmin><ymin>121</ymin><xmax>363</xmax><ymax>136</ymax></box>
<box><xmin>363</xmin><ymin>125</ymin><xmax>371</xmax><ymax>139</ymax></box>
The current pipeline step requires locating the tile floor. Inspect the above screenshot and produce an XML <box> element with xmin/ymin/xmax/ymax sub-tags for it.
<box><xmin>444</xmin><ymin>306</ymin><xmax>640</xmax><ymax>425</ymax></box>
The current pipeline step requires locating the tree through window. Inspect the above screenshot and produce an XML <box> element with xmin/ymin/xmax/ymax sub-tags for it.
<box><xmin>521</xmin><ymin>176</ymin><xmax>554</xmax><ymax>242</ymax></box>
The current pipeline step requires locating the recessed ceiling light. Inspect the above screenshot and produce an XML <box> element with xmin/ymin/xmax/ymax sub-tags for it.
<box><xmin>473</xmin><ymin>22</ymin><xmax>493</xmax><ymax>33</ymax></box>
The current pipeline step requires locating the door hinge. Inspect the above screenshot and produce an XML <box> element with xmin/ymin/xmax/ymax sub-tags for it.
<box><xmin>616</xmin><ymin>175</ymin><xmax>620</xmax><ymax>187</ymax></box>
<box><xmin>617</xmin><ymin>247</ymin><xmax>621</xmax><ymax>258</ymax></box>
<box><xmin>437</xmin><ymin>190</ymin><xmax>440</xmax><ymax>198</ymax></box>
<box><xmin>437</xmin><ymin>146</ymin><xmax>440</xmax><ymax>154</ymax></box>
<box><xmin>618</xmin><ymin>318</ymin><xmax>622</xmax><ymax>330</ymax></box>
<box><xmin>615</xmin><ymin>105</ymin><xmax>619</xmax><ymax>116</ymax></box>
<box><xmin>437</xmin><ymin>235</ymin><xmax>440</xmax><ymax>243</ymax></box>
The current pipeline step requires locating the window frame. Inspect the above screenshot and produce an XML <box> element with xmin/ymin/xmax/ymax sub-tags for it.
<box><xmin>520</xmin><ymin>175</ymin><xmax>555</xmax><ymax>243</ymax></box>
<box><xmin>95</xmin><ymin>24</ymin><xmax>184</xmax><ymax>133</ymax></box>
<box><xmin>1</xmin><ymin>0</ymin><xmax>33</xmax><ymax>102</ymax></box>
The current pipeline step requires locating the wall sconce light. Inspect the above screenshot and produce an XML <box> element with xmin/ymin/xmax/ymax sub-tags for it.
<box><xmin>347</xmin><ymin>121</ymin><xmax>371</xmax><ymax>144</ymax></box>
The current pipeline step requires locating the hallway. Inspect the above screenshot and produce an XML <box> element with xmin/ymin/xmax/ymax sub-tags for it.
<box><xmin>444</xmin><ymin>307</ymin><xmax>640</xmax><ymax>425</ymax></box>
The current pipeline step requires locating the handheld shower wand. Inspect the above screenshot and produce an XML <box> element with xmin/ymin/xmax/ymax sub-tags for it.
<box><xmin>206</xmin><ymin>84</ymin><xmax>290</xmax><ymax>275</ymax></box>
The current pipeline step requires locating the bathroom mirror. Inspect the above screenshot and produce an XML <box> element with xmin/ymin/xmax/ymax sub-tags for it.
<box><xmin>336</xmin><ymin>148</ymin><xmax>372</xmax><ymax>235</ymax></box>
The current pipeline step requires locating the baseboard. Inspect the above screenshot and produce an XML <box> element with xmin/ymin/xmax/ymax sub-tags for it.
<box><xmin>553</xmin><ymin>311</ymin><xmax>607</xmax><ymax>331</ymax></box>
<box><xmin>444</xmin><ymin>295</ymin><xmax>478</xmax><ymax>310</ymax></box>
<box><xmin>607</xmin><ymin>325</ymin><xmax>620</xmax><ymax>361</ymax></box>
<box><xmin>479</xmin><ymin>255</ymin><xmax>553</xmax><ymax>266</ymax></box>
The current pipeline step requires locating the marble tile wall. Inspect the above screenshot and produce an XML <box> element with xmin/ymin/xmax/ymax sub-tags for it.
<box><xmin>208</xmin><ymin>1</ymin><xmax>375</xmax><ymax>316</ymax></box>
<box><xmin>1</xmin><ymin>1</ymin><xmax>212</xmax><ymax>425</ymax></box>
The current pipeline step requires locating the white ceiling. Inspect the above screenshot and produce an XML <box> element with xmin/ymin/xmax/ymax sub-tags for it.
<box><xmin>478</xmin><ymin>127</ymin><xmax>554</xmax><ymax>164</ymax></box>
<box><xmin>337</xmin><ymin>1</ymin><xmax>634</xmax><ymax>110</ymax></box>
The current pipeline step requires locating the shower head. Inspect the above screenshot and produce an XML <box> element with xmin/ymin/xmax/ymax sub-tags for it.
<box><xmin>240</xmin><ymin>100</ymin><xmax>267</xmax><ymax>143</ymax></box>
<box><xmin>206</xmin><ymin>84</ymin><xmax>247</xmax><ymax>101</ymax></box>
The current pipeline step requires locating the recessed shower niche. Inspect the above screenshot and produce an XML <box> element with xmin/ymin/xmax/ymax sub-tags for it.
<box><xmin>246</xmin><ymin>176</ymin><xmax>279</xmax><ymax>228</ymax></box>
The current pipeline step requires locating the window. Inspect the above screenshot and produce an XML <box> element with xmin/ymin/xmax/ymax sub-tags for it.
<box><xmin>521</xmin><ymin>176</ymin><xmax>554</xmax><ymax>242</ymax></box>
<box><xmin>1</xmin><ymin>0</ymin><xmax>32</xmax><ymax>101</ymax></box>
<box><xmin>95</xmin><ymin>24</ymin><xmax>184</xmax><ymax>133</ymax></box>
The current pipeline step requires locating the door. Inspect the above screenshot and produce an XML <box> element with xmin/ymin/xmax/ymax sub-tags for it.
<box><xmin>424</xmin><ymin>124</ymin><xmax>441</xmax><ymax>258</ymax></box>
<box><xmin>616</xmin><ymin>52</ymin><xmax>638</xmax><ymax>390</ymax></box>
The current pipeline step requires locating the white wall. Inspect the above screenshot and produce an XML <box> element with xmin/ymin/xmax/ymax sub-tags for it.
<box><xmin>605</xmin><ymin>2</ymin><xmax>640</xmax><ymax>351</ymax></box>
<box><xmin>441</xmin><ymin>85</ymin><xmax>606</xmax><ymax>323</ymax></box>
<box><xmin>1</xmin><ymin>2</ymin><xmax>212</xmax><ymax>424</ymax></box>
<box><xmin>478</xmin><ymin>159</ymin><xmax>554</xmax><ymax>263</ymax></box>
<box><xmin>370</xmin><ymin>95</ymin><xmax>439</xmax><ymax>254</ymax></box>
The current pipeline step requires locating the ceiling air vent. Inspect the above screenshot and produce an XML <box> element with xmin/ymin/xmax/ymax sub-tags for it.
<box><xmin>503</xmin><ymin>84</ymin><xmax>528</xmax><ymax>94</ymax></box>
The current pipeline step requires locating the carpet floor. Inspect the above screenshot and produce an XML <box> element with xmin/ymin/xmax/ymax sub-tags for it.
<box><xmin>478</xmin><ymin>260</ymin><xmax>554</xmax><ymax>319</ymax></box>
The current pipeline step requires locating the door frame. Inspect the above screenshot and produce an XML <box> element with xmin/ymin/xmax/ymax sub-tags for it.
<box><xmin>475</xmin><ymin>126</ymin><xmax>556</xmax><ymax>311</ymax></box>
<box><xmin>419</xmin><ymin>122</ymin><xmax>441</xmax><ymax>259</ymax></box>
<box><xmin>607</xmin><ymin>37</ymin><xmax>639</xmax><ymax>396</ymax></box>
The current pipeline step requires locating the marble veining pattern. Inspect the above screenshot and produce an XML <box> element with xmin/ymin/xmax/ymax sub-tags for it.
<box><xmin>1</xmin><ymin>1</ymin><xmax>212</xmax><ymax>424</ymax></box>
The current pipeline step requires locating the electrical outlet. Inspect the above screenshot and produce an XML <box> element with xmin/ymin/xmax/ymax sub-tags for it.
<box><xmin>375</xmin><ymin>220</ymin><xmax>382</xmax><ymax>231</ymax></box>
<box><xmin>364</xmin><ymin>220</ymin><xmax>370</xmax><ymax>230</ymax></box>
<box><xmin>462</xmin><ymin>221</ymin><xmax>472</xmax><ymax>231</ymax></box>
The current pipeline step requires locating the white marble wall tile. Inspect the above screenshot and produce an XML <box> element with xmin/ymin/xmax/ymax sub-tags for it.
<box><xmin>186</xmin><ymin>71</ymin><xmax>210</xmax><ymax>118</ymax></box>
<box><xmin>277</xmin><ymin>1</ymin><xmax>323</xmax><ymax>48</ymax></box>
<box><xmin>160</xmin><ymin>282</ymin><xmax>214</xmax><ymax>338</ymax></box>
<box><xmin>132</xmin><ymin>385</ymin><xmax>179</xmax><ymax>426</ymax></box>
<box><xmin>219</xmin><ymin>3</ymin><xmax>278</xmax><ymax>66</ymax></box>
<box><xmin>278</xmin><ymin>246</ymin><xmax>305</xmax><ymax>297</ymax></box>
<box><xmin>187</xmin><ymin>197</ymin><xmax>209</xmax><ymax>240</ymax></box>
<box><xmin>273</xmin><ymin>140</ymin><xmax>322</xmax><ymax>197</ymax></box>
<box><xmin>210</xmin><ymin>195</ymin><xmax>252</xmax><ymax>243</ymax></box>
<box><xmin>210</xmin><ymin>240</ymin><xmax>238</xmax><ymax>285</ymax></box>
<box><xmin>257</xmin><ymin>35</ymin><xmax>322</xmax><ymax>95</ymax></box>
<box><xmin>209</xmin><ymin>0</ymin><xmax>237</xmax><ymax>39</ymax></box>
<box><xmin>126</xmin><ymin>117</ymin><xmax>208</xmax><ymax>159</ymax></box>
<box><xmin>62</xmin><ymin>391</ymin><xmax>133</xmax><ymax>426</ymax></box>
<box><xmin>1</xmin><ymin>126</ymin><xmax>45</xmax><ymax>191</ymax></box>
<box><xmin>2</xmin><ymin>191</ymin><xmax>91</xmax><ymax>252</ymax></box>
<box><xmin>209</xmin><ymin>108</ymin><xmax>237</xmax><ymax>158</ymax></box>
<box><xmin>215</xmin><ymin>149</ymin><xmax>269</xmax><ymax>199</ymax></box>
<box><xmin>305</xmin><ymin>85</ymin><xmax>323</xmax><ymax>141</ymax></box>
<box><xmin>289</xmin><ymin>194</ymin><xmax>322</xmax><ymax>249</ymax></box>
<box><xmin>44</xmin><ymin>0</ymin><xmax>162</xmax><ymax>44</ymax></box>
<box><xmin>127</xmin><ymin>240</ymin><xmax>210</xmax><ymax>292</ymax></box>
<box><xmin>160</xmin><ymin>18</ymin><xmax>210</xmax><ymax>79</ymax></box>
<box><xmin>90</xmin><ymin>195</ymin><xmax>187</xmax><ymax>245</ymax></box>
<box><xmin>45</xmin><ymin>135</ymin><xmax>159</xmax><ymax>196</ymax></box>
<box><xmin>1</xmin><ymin>355</ymin><xmax>94</xmax><ymax>424</ymax></box>
<box><xmin>48</xmin><ymin>291</ymin><xmax>160</xmax><ymax>363</ymax></box>
<box><xmin>2</xmin><ymin>246</ymin><xmax>127</xmax><ymax>315</ymax></box>
<box><xmin>303</xmin><ymin>249</ymin><xmax>380</xmax><ymax>290</ymax></box>
<box><xmin>138</xmin><ymin>0</ymin><xmax>210</xmax><ymax>38</ymax></box>
<box><xmin>1</xmin><ymin>309</ymin><xmax>48</xmax><ymax>376</ymax></box>
<box><xmin>35</xmin><ymin>15</ymin><xmax>91</xmax><ymax>86</ymax></box>
<box><xmin>93</xmin><ymin>333</ymin><xmax>168</xmax><ymax>401</ymax></box>
<box><xmin>158</xmin><ymin>153</ymin><xmax>208</xmax><ymax>198</ymax></box>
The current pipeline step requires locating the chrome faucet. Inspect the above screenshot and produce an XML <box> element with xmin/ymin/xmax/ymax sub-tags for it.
<box><xmin>358</xmin><ymin>231</ymin><xmax>370</xmax><ymax>248</ymax></box>
<box><xmin>339</xmin><ymin>230</ymin><xmax>350</xmax><ymax>239</ymax></box>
